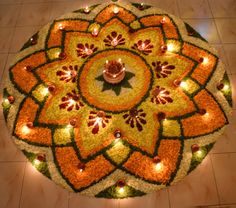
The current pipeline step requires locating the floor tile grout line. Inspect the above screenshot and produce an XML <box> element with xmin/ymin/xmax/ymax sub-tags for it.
<box><xmin>174</xmin><ymin>0</ymin><xmax>233</xmax><ymax>76</ymax></box>
<box><xmin>14</xmin><ymin>1</ymin><xmax>54</xmax><ymax>29</ymax></box>
<box><xmin>0</xmin><ymin>52</ymin><xmax>17</xmax><ymax>55</ymax></box>
<box><xmin>117</xmin><ymin>198</ymin><xmax>120</xmax><ymax>208</ymax></box>
<box><xmin>0</xmin><ymin>25</ymin><xmax>47</xmax><ymax>29</ymax></box>
<box><xmin>12</xmin><ymin>0</ymin><xmax>81</xmax><ymax>7</ymax></box>
<box><xmin>0</xmin><ymin>0</ymin><xmax>39</xmax><ymax>84</ymax></box>
<box><xmin>211</xmin><ymin>43</ymin><xmax>236</xmax><ymax>45</ymax></box>
<box><xmin>167</xmin><ymin>189</ymin><xmax>172</xmax><ymax>208</ymax></box>
<box><xmin>211</xmin><ymin>152</ymin><xmax>236</xmax><ymax>155</ymax></box>
<box><xmin>18</xmin><ymin>161</ymin><xmax>26</xmax><ymax>208</ymax></box>
<box><xmin>0</xmin><ymin>53</ymin><xmax>9</xmax><ymax>83</ymax></box>
<box><xmin>211</xmin><ymin>43</ymin><xmax>232</xmax><ymax>75</ymax></box>
<box><xmin>200</xmin><ymin>202</ymin><xmax>236</xmax><ymax>207</ymax></box>
<box><xmin>181</xmin><ymin>16</ymin><xmax>236</xmax><ymax>22</ymax></box>
<box><xmin>205</xmin><ymin>0</ymin><xmax>222</xmax><ymax>44</ymax></box>
<box><xmin>1</xmin><ymin>0</ymin><xmax>23</xmax><ymax>82</ymax></box>
<box><xmin>176</xmin><ymin>16</ymin><xmax>236</xmax><ymax>20</ymax></box>
<box><xmin>206</xmin><ymin>0</ymin><xmax>233</xmax><ymax>74</ymax></box>
<box><xmin>0</xmin><ymin>3</ymin><xmax>22</xmax><ymax>6</ymax></box>
<box><xmin>15</xmin><ymin>1</ymin><xmax>26</xmax><ymax>28</ymax></box>
<box><xmin>46</xmin><ymin>1</ymin><xmax>54</xmax><ymax>28</ymax></box>
<box><xmin>218</xmin><ymin>203</ymin><xmax>236</xmax><ymax>206</ymax></box>
<box><xmin>203</xmin><ymin>202</ymin><xmax>236</xmax><ymax>206</ymax></box>
<box><xmin>8</xmin><ymin>0</ymin><xmax>23</xmax><ymax>45</ymax></box>
<box><xmin>0</xmin><ymin>0</ymin><xmax>103</xmax><ymax>4</ymax></box>
<box><xmin>0</xmin><ymin>161</ymin><xmax>26</xmax><ymax>163</ymax></box>
<box><xmin>0</xmin><ymin>53</ymin><xmax>12</xmax><ymax>85</ymax></box>
<box><xmin>68</xmin><ymin>192</ymin><xmax>72</xmax><ymax>208</ymax></box>
<box><xmin>209</xmin><ymin>155</ymin><xmax>221</xmax><ymax>205</ymax></box>
<box><xmin>174</xmin><ymin>0</ymin><xmax>181</xmax><ymax>20</ymax></box>
<box><xmin>0</xmin><ymin>53</ymin><xmax>12</xmax><ymax>84</ymax></box>
<box><xmin>175</xmin><ymin>0</ymin><xmax>182</xmax><ymax>19</ymax></box>
<box><xmin>9</xmin><ymin>1</ymin><xmax>56</xmax><ymax>6</ymax></box>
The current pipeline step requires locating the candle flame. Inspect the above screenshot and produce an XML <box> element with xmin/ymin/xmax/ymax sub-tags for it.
<box><xmin>167</xmin><ymin>43</ymin><xmax>175</xmax><ymax>52</ymax></box>
<box><xmin>202</xmin><ymin>57</ymin><xmax>209</xmax><ymax>65</ymax></box>
<box><xmin>92</xmin><ymin>28</ymin><xmax>98</xmax><ymax>36</ymax></box>
<box><xmin>4</xmin><ymin>99</ymin><xmax>10</xmax><ymax>105</ymax></box>
<box><xmin>180</xmin><ymin>81</ymin><xmax>187</xmax><ymax>89</ymax></box>
<box><xmin>84</xmin><ymin>6</ymin><xmax>90</xmax><ymax>13</ymax></box>
<box><xmin>119</xmin><ymin>187</ymin><xmax>124</xmax><ymax>193</ymax></box>
<box><xmin>68</xmin><ymin>99</ymin><xmax>75</xmax><ymax>105</ymax></box>
<box><xmin>223</xmin><ymin>84</ymin><xmax>229</xmax><ymax>91</ymax></box>
<box><xmin>22</xmin><ymin>125</ymin><xmax>30</xmax><ymax>134</ymax></box>
<box><xmin>113</xmin><ymin>7</ymin><xmax>119</xmax><ymax>14</ymax></box>
<box><xmin>58</xmin><ymin>23</ymin><xmax>63</xmax><ymax>30</ymax></box>
<box><xmin>41</xmin><ymin>87</ymin><xmax>49</xmax><ymax>96</ymax></box>
<box><xmin>155</xmin><ymin>162</ymin><xmax>163</xmax><ymax>171</ymax></box>
<box><xmin>33</xmin><ymin>159</ymin><xmax>41</xmax><ymax>166</ymax></box>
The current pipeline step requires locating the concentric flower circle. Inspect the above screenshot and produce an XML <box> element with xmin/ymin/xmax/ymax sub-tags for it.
<box><xmin>79</xmin><ymin>49</ymin><xmax>153</xmax><ymax>112</ymax></box>
<box><xmin>2</xmin><ymin>2</ymin><xmax>232</xmax><ymax>199</ymax></box>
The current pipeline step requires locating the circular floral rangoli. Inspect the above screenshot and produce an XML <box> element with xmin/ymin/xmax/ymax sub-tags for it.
<box><xmin>2</xmin><ymin>2</ymin><xmax>232</xmax><ymax>198</ymax></box>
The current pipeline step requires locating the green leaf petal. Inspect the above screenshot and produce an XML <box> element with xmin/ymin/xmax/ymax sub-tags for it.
<box><xmin>125</xmin><ymin>71</ymin><xmax>135</xmax><ymax>80</ymax></box>
<box><xmin>113</xmin><ymin>85</ymin><xmax>122</xmax><ymax>96</ymax></box>
<box><xmin>95</xmin><ymin>74</ymin><xmax>104</xmax><ymax>82</ymax></box>
<box><xmin>122</xmin><ymin>81</ymin><xmax>132</xmax><ymax>89</ymax></box>
<box><xmin>102</xmin><ymin>82</ymin><xmax>113</xmax><ymax>91</ymax></box>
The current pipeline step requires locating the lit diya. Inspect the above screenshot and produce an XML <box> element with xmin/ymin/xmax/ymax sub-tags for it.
<box><xmin>103</xmin><ymin>60</ymin><xmax>126</xmax><ymax>84</ymax></box>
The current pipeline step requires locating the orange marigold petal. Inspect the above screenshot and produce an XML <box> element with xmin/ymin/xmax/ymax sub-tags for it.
<box><xmin>140</xmin><ymin>15</ymin><xmax>163</xmax><ymax>27</ymax></box>
<box><xmin>55</xmin><ymin>147</ymin><xmax>114</xmax><ymax>190</ymax></box>
<box><xmin>140</xmin><ymin>15</ymin><xmax>179</xmax><ymax>39</ymax></box>
<box><xmin>182</xmin><ymin>43</ymin><xmax>217</xmax><ymax>85</ymax></box>
<box><xmin>162</xmin><ymin>21</ymin><xmax>179</xmax><ymax>39</ymax></box>
<box><xmin>123</xmin><ymin>140</ymin><xmax>181</xmax><ymax>183</ymax></box>
<box><xmin>15</xmin><ymin>98</ymin><xmax>52</xmax><ymax>145</ymax></box>
<box><xmin>47</xmin><ymin>20</ymin><xmax>89</xmax><ymax>48</ymax></box>
<box><xmin>95</xmin><ymin>5</ymin><xmax>135</xmax><ymax>24</ymax></box>
<box><xmin>11</xmin><ymin>52</ymin><xmax>46</xmax><ymax>93</ymax></box>
<box><xmin>181</xmin><ymin>90</ymin><xmax>227</xmax><ymax>137</ymax></box>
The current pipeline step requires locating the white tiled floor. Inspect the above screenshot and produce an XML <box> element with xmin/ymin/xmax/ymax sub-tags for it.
<box><xmin>0</xmin><ymin>0</ymin><xmax>235</xmax><ymax>207</ymax></box>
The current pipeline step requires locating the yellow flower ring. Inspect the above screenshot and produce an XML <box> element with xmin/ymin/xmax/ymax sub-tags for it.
<box><xmin>2</xmin><ymin>2</ymin><xmax>232</xmax><ymax>198</ymax></box>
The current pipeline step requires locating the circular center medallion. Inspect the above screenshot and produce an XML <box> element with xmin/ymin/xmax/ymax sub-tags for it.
<box><xmin>78</xmin><ymin>49</ymin><xmax>153</xmax><ymax>112</ymax></box>
<box><xmin>103</xmin><ymin>59</ymin><xmax>126</xmax><ymax>84</ymax></box>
